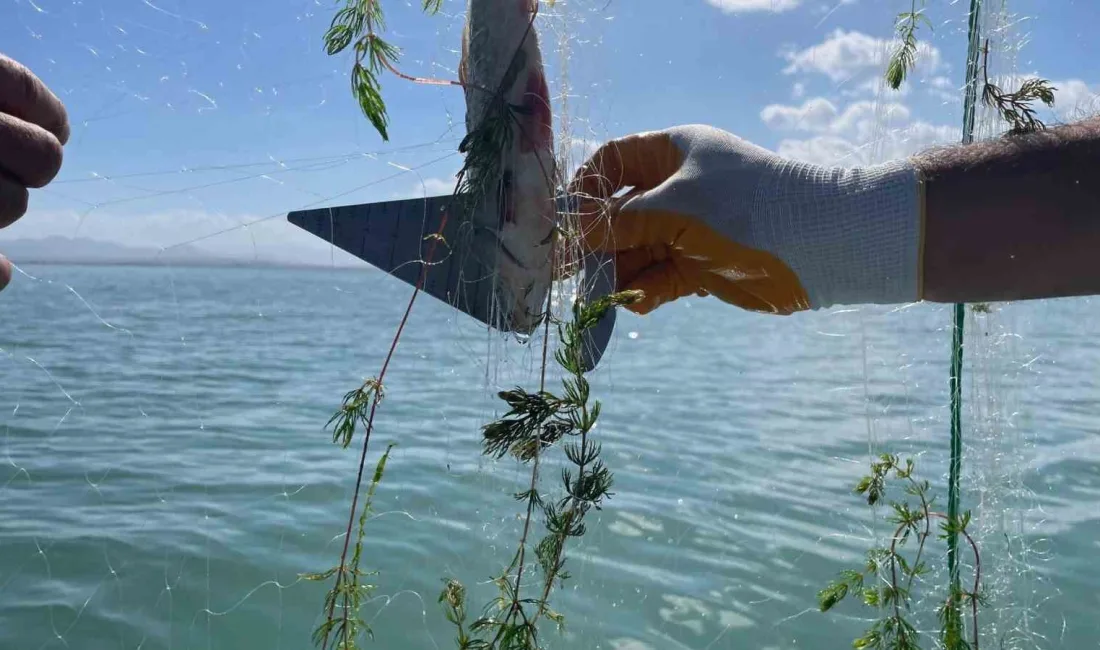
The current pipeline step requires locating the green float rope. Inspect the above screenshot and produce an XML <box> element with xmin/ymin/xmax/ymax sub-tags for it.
<box><xmin>948</xmin><ymin>0</ymin><xmax>984</xmax><ymax>630</ymax></box>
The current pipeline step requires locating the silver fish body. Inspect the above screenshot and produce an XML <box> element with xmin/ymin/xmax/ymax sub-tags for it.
<box><xmin>459</xmin><ymin>0</ymin><xmax>556</xmax><ymax>335</ymax></box>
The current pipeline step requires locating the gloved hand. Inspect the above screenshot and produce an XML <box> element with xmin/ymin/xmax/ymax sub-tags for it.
<box><xmin>569</xmin><ymin>125</ymin><xmax>924</xmax><ymax>315</ymax></box>
<box><xmin>0</xmin><ymin>53</ymin><xmax>69</xmax><ymax>292</ymax></box>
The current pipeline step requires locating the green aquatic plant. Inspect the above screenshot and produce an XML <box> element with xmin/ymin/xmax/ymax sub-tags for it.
<box><xmin>303</xmin><ymin>442</ymin><xmax>395</xmax><ymax>650</ymax></box>
<box><xmin>819</xmin><ymin>454</ymin><xmax>984</xmax><ymax>650</ymax></box>
<box><xmin>885</xmin><ymin>0</ymin><xmax>931</xmax><ymax>91</ymax></box>
<box><xmin>305</xmin><ymin>197</ymin><xmax>452</xmax><ymax>650</ymax></box>
<box><xmin>322</xmin><ymin>0</ymin><xmax>547</xmax><ymax>243</ymax></box>
<box><xmin>306</xmin><ymin>287</ymin><xmax>642</xmax><ymax>650</ymax></box>
<box><xmin>451</xmin><ymin>27</ymin><xmax>534</xmax><ymax>220</ymax></box>
<box><xmin>314</xmin><ymin>2</ymin><xmax>629</xmax><ymax>646</ymax></box>
<box><xmin>438</xmin><ymin>288</ymin><xmax>644</xmax><ymax>650</ymax></box>
<box><xmin>978</xmin><ymin>40</ymin><xmax>1056</xmax><ymax>136</ymax></box>
<box><xmin>884</xmin><ymin>7</ymin><xmax>1055</xmax><ymax>136</ymax></box>
<box><xmin>322</xmin><ymin>0</ymin><xmax>446</xmax><ymax>141</ymax></box>
<box><xmin>827</xmin><ymin>7</ymin><xmax>1058</xmax><ymax>649</ymax></box>
<box><xmin>328</xmin><ymin>378</ymin><xmax>385</xmax><ymax>449</ymax></box>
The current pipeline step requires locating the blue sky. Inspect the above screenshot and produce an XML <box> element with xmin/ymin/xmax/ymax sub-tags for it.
<box><xmin>2</xmin><ymin>0</ymin><xmax>1098</xmax><ymax>263</ymax></box>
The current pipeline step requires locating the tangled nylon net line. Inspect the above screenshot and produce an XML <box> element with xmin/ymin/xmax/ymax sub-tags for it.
<box><xmin>824</xmin><ymin>2</ymin><xmax>1056</xmax><ymax>649</ymax></box>
<box><xmin>2</xmin><ymin>1</ymin><xmax>644</xmax><ymax>649</ymax></box>
<box><xmin>1</xmin><ymin>0</ymin><xmax>1084</xmax><ymax>649</ymax></box>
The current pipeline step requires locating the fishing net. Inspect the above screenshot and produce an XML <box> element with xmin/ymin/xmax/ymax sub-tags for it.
<box><xmin>2</xmin><ymin>0</ymin><xmax>1096</xmax><ymax>649</ymax></box>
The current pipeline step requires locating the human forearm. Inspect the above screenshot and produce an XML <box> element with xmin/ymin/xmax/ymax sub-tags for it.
<box><xmin>566</xmin><ymin>120</ymin><xmax>1100</xmax><ymax>318</ymax></box>
<box><xmin>914</xmin><ymin>117</ymin><xmax>1100</xmax><ymax>304</ymax></box>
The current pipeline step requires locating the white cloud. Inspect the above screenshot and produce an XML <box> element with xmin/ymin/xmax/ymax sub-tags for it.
<box><xmin>761</xmin><ymin>96</ymin><xmax>958</xmax><ymax>166</ymax></box>
<box><xmin>420</xmin><ymin>176</ymin><xmax>459</xmax><ymax>196</ymax></box>
<box><xmin>1048</xmin><ymin>78</ymin><xmax>1100</xmax><ymax>122</ymax></box>
<box><xmin>782</xmin><ymin>29</ymin><xmax>942</xmax><ymax>84</ymax></box>
<box><xmin>839</xmin><ymin>77</ymin><xmax>911</xmax><ymax>99</ymax></box>
<box><xmin>808</xmin><ymin>0</ymin><xmax>858</xmax><ymax>20</ymax></box>
<box><xmin>761</xmin><ymin>97</ymin><xmax>839</xmax><ymax>132</ymax></box>
<box><xmin>567</xmin><ymin>136</ymin><xmax>604</xmax><ymax>157</ymax></box>
<box><xmin>765</xmin><ymin>76</ymin><xmax>1099</xmax><ymax>170</ymax></box>
<box><xmin>561</xmin><ymin>136</ymin><xmax>607</xmax><ymax>178</ymax></box>
<box><xmin>761</xmin><ymin>98</ymin><xmax>911</xmax><ymax>141</ymax></box>
<box><xmin>832</xmin><ymin>101</ymin><xmax>912</xmax><ymax>141</ymax></box>
<box><xmin>765</xmin><ymin>29</ymin><xmax>961</xmax><ymax>167</ymax></box>
<box><xmin>791</xmin><ymin>82</ymin><xmax>806</xmax><ymax>99</ymax></box>
<box><xmin>798</xmin><ymin>74</ymin><xmax>1097</xmax><ymax>153</ymax></box>
<box><xmin>705</xmin><ymin>0</ymin><xmax>800</xmax><ymax>13</ymax></box>
<box><xmin>776</xmin><ymin>120</ymin><xmax>959</xmax><ymax>167</ymax></box>
<box><xmin>923</xmin><ymin>75</ymin><xmax>960</xmax><ymax>104</ymax></box>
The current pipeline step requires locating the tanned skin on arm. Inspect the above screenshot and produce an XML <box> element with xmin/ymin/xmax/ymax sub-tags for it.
<box><xmin>915</xmin><ymin>116</ymin><xmax>1100</xmax><ymax>305</ymax></box>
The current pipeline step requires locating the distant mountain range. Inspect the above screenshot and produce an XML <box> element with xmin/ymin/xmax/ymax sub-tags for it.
<box><xmin>0</xmin><ymin>236</ymin><xmax>366</xmax><ymax>269</ymax></box>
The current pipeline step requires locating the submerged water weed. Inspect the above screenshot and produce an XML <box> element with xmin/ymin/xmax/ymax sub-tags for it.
<box><xmin>315</xmin><ymin>2</ymin><xmax>592</xmax><ymax>648</ymax></box>
<box><xmin>819</xmin><ymin>454</ymin><xmax>985</xmax><ymax>650</ymax></box>
<box><xmin>321</xmin><ymin>0</ymin><xmax>539</xmax><ymax>151</ymax></box>
<box><xmin>304</xmin><ymin>442</ymin><xmax>395</xmax><ymax>650</ymax></box>
<box><xmin>830</xmin><ymin>10</ymin><xmax>1056</xmax><ymax>650</ymax></box>
<box><xmin>304</xmin><ymin>152</ymin><xmax>450</xmax><ymax>650</ymax></box>
<box><xmin>328</xmin><ymin>378</ymin><xmax>386</xmax><ymax>449</ymax></box>
<box><xmin>452</xmin><ymin>34</ymin><xmax>530</xmax><ymax>220</ymax></box>
<box><xmin>322</xmin><ymin>0</ymin><xmax>445</xmax><ymax>141</ymax></box>
<box><xmin>885</xmin><ymin>6</ymin><xmax>1054</xmax><ymax>135</ymax></box>
<box><xmin>439</xmin><ymin>289</ymin><xmax>644</xmax><ymax>650</ymax></box>
<box><xmin>324</xmin><ymin>0</ymin><xmax>545</xmax><ymax>243</ymax></box>
<box><xmin>306</xmin><ymin>208</ymin><xmax>449</xmax><ymax>650</ymax></box>
<box><xmin>978</xmin><ymin>40</ymin><xmax>1055</xmax><ymax>136</ymax></box>
<box><xmin>885</xmin><ymin>0</ymin><xmax>931</xmax><ymax>91</ymax></box>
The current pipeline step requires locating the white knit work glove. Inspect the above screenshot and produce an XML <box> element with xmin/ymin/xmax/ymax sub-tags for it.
<box><xmin>569</xmin><ymin>124</ymin><xmax>924</xmax><ymax>315</ymax></box>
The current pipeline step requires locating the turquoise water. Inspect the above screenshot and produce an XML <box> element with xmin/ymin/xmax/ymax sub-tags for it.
<box><xmin>2</xmin><ymin>264</ymin><xmax>1098</xmax><ymax>649</ymax></box>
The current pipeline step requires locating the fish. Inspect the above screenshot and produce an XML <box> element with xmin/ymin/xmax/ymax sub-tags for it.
<box><xmin>458</xmin><ymin>0</ymin><xmax>557</xmax><ymax>335</ymax></box>
<box><xmin>288</xmin><ymin>0</ymin><xmax>618</xmax><ymax>369</ymax></box>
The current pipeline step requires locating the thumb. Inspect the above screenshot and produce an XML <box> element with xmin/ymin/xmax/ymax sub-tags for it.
<box><xmin>577</xmin><ymin>190</ymin><xmax>699</xmax><ymax>255</ymax></box>
<box><xmin>0</xmin><ymin>254</ymin><xmax>11</xmax><ymax>292</ymax></box>
<box><xmin>569</xmin><ymin>130</ymin><xmax>684</xmax><ymax>206</ymax></box>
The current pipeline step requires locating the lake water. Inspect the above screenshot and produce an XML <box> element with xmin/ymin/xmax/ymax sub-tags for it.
<box><xmin>2</xmin><ymin>263</ymin><xmax>1098</xmax><ymax>649</ymax></box>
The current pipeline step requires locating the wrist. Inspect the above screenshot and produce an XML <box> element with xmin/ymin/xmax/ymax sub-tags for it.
<box><xmin>753</xmin><ymin>158</ymin><xmax>924</xmax><ymax>310</ymax></box>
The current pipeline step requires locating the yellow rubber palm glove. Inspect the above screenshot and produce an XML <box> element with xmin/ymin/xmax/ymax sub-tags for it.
<box><xmin>569</xmin><ymin>125</ymin><xmax>924</xmax><ymax>316</ymax></box>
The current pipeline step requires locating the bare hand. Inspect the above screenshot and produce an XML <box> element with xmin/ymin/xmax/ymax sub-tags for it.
<box><xmin>0</xmin><ymin>53</ymin><xmax>69</xmax><ymax>292</ymax></box>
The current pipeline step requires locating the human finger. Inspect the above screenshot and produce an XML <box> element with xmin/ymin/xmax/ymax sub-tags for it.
<box><xmin>700</xmin><ymin>274</ymin><xmax>788</xmax><ymax>314</ymax></box>
<box><xmin>578</xmin><ymin>197</ymin><xmax>697</xmax><ymax>254</ymax></box>
<box><xmin>618</xmin><ymin>256</ymin><xmax>702</xmax><ymax>315</ymax></box>
<box><xmin>0</xmin><ymin>172</ymin><xmax>30</xmax><ymax>228</ymax></box>
<box><xmin>614</xmin><ymin>242</ymin><xmax>812</xmax><ymax>315</ymax></box>
<box><xmin>0</xmin><ymin>254</ymin><xmax>11</xmax><ymax>292</ymax></box>
<box><xmin>0</xmin><ymin>112</ymin><xmax>64</xmax><ymax>188</ymax></box>
<box><xmin>624</xmin><ymin>256</ymin><xmax>797</xmax><ymax>316</ymax></box>
<box><xmin>690</xmin><ymin>242</ymin><xmax>812</xmax><ymax>315</ymax></box>
<box><xmin>612</xmin><ymin>246</ymin><xmax>663</xmax><ymax>291</ymax></box>
<box><xmin>0</xmin><ymin>54</ymin><xmax>70</xmax><ymax>145</ymax></box>
<box><xmin>568</xmin><ymin>130</ymin><xmax>683</xmax><ymax>205</ymax></box>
